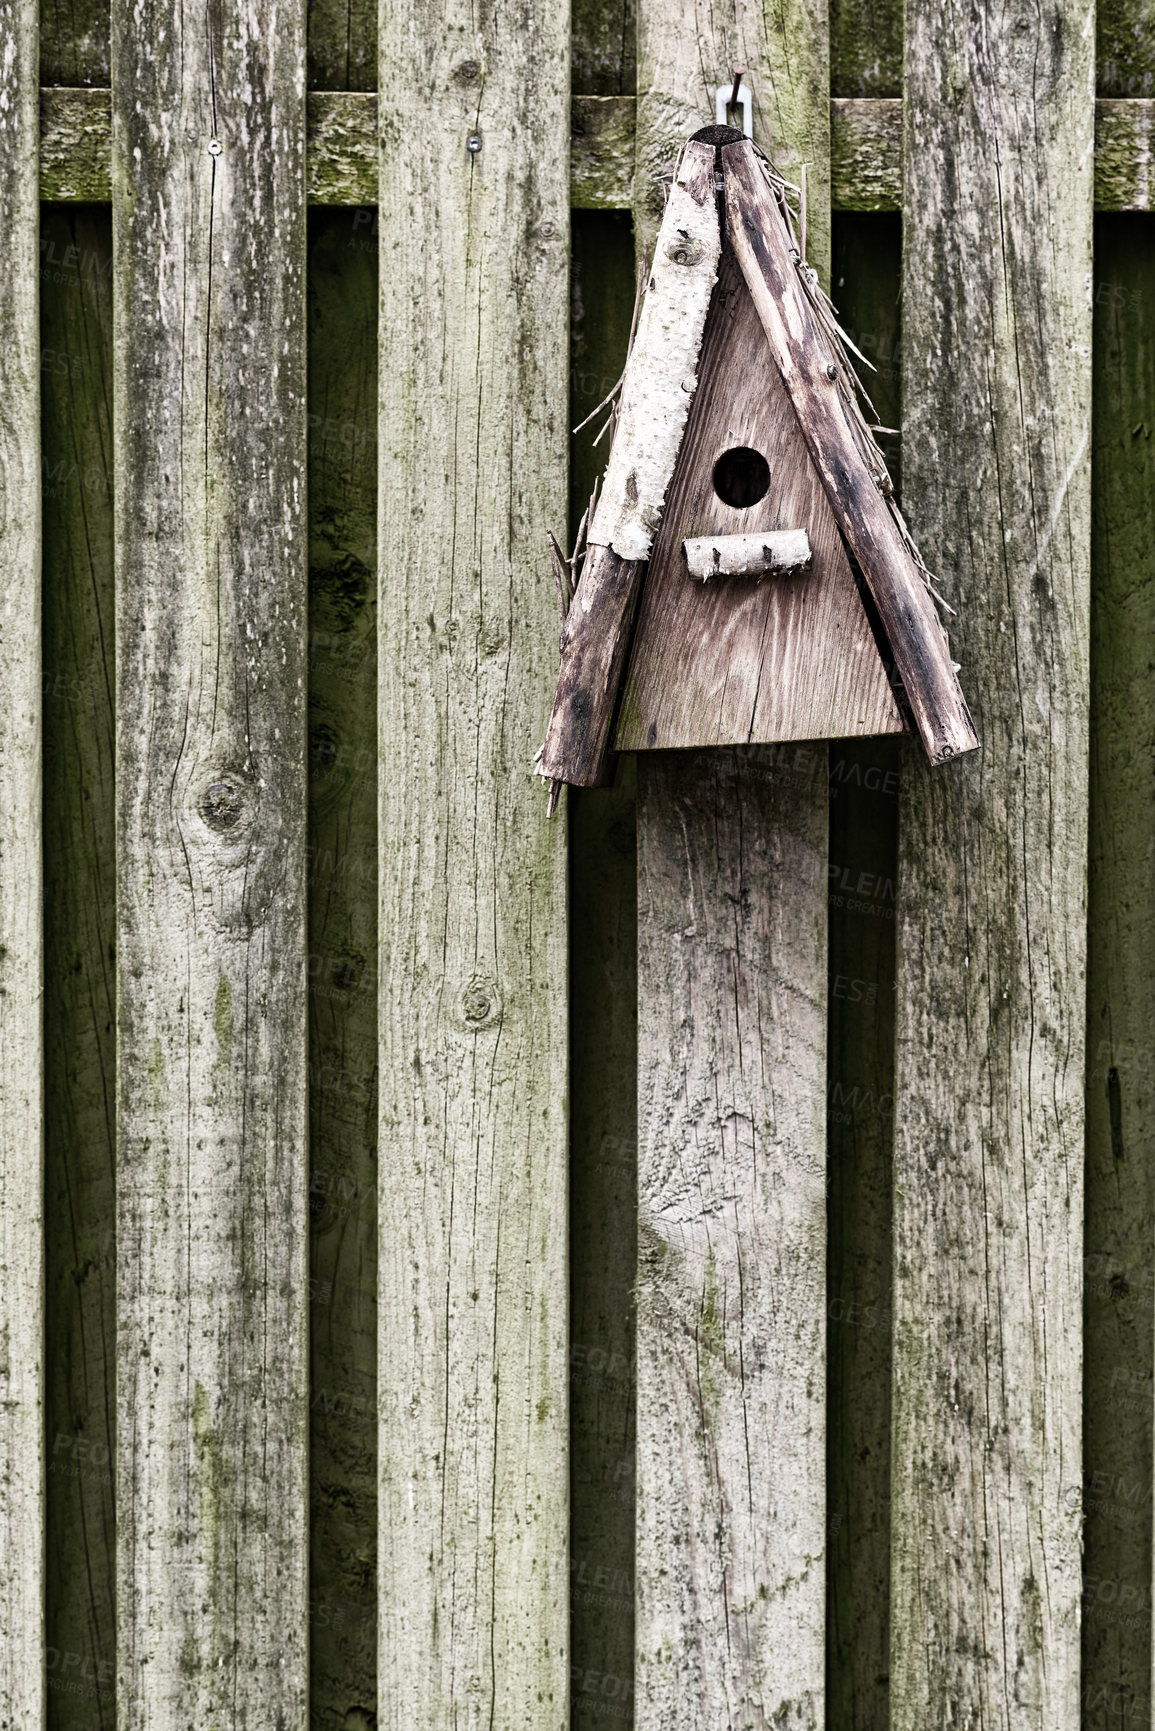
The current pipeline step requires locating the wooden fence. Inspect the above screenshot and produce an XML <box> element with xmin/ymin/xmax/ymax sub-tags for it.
<box><xmin>0</xmin><ymin>0</ymin><xmax>1152</xmax><ymax>1722</ymax></box>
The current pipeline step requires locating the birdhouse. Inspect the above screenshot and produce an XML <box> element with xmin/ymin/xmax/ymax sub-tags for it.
<box><xmin>538</xmin><ymin>127</ymin><xmax>978</xmax><ymax>794</ymax></box>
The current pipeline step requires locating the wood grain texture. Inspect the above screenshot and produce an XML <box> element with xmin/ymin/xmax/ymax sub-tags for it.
<box><xmin>41</xmin><ymin>204</ymin><xmax>117</xmax><ymax>1731</ymax></box>
<box><xmin>636</xmin><ymin>746</ymin><xmax>827</xmax><ymax>1731</ymax></box>
<box><xmin>723</xmin><ymin>139</ymin><xmax>977</xmax><ymax>763</ymax></box>
<box><xmin>1082</xmin><ymin>214</ymin><xmax>1155</xmax><ymax>1731</ymax></box>
<box><xmin>892</xmin><ymin>0</ymin><xmax>1092</xmax><ymax>1723</ymax></box>
<box><xmin>825</xmin><ymin>210</ymin><xmax>902</xmax><ymax>1731</ymax></box>
<box><xmin>633</xmin><ymin>0</ymin><xmax>831</xmax><ymax>275</ymax></box>
<box><xmin>111</xmin><ymin>0</ymin><xmax>309</xmax><ymax>1718</ymax></box>
<box><xmin>615</xmin><ymin>243</ymin><xmax>905</xmax><ymax>751</ymax></box>
<box><xmin>307</xmin><ymin>208</ymin><xmax>379</xmax><ymax>1726</ymax></box>
<box><xmin>376</xmin><ymin>0</ymin><xmax>570</xmax><ymax>1722</ymax></box>
<box><xmin>0</xmin><ymin>0</ymin><xmax>42</xmax><ymax>1718</ymax></box>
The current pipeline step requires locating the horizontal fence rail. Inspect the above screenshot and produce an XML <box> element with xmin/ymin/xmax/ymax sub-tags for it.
<box><xmin>33</xmin><ymin>85</ymin><xmax>1155</xmax><ymax>211</ymax></box>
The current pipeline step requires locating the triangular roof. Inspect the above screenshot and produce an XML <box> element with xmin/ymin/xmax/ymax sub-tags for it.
<box><xmin>538</xmin><ymin>128</ymin><xmax>978</xmax><ymax>793</ymax></box>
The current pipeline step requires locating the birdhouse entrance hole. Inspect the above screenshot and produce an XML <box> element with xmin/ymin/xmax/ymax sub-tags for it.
<box><xmin>712</xmin><ymin>446</ymin><xmax>771</xmax><ymax>508</ymax></box>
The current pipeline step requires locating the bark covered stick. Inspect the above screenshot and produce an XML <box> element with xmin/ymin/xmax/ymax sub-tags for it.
<box><xmin>721</xmin><ymin>137</ymin><xmax>979</xmax><ymax>764</ymax></box>
<box><xmin>539</xmin><ymin>138</ymin><xmax>720</xmax><ymax>787</ymax></box>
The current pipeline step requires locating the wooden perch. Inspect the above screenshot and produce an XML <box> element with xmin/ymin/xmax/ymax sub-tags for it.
<box><xmin>539</xmin><ymin>138</ymin><xmax>720</xmax><ymax>788</ymax></box>
<box><xmin>720</xmin><ymin>137</ymin><xmax>979</xmax><ymax>763</ymax></box>
<box><xmin>683</xmin><ymin>528</ymin><xmax>812</xmax><ymax>580</ymax></box>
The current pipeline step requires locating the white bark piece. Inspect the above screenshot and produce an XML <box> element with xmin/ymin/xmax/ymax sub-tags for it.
<box><xmin>683</xmin><ymin>527</ymin><xmax>812</xmax><ymax>580</ymax></box>
<box><xmin>589</xmin><ymin>139</ymin><xmax>721</xmax><ymax>561</ymax></box>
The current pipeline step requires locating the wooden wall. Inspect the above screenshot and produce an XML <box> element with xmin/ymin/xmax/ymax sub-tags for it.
<box><xmin>1</xmin><ymin>0</ymin><xmax>1152</xmax><ymax>1722</ymax></box>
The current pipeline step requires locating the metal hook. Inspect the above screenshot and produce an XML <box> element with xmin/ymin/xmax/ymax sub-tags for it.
<box><xmin>714</xmin><ymin>80</ymin><xmax>752</xmax><ymax>137</ymax></box>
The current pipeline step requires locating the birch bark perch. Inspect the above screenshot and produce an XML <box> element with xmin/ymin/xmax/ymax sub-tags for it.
<box><xmin>0</xmin><ymin>0</ymin><xmax>43</xmax><ymax>1718</ymax></box>
<box><xmin>112</xmin><ymin>0</ymin><xmax>309</xmax><ymax>1719</ymax></box>
<box><xmin>683</xmin><ymin>528</ymin><xmax>812</xmax><ymax>579</ymax></box>
<box><xmin>721</xmin><ymin>138</ymin><xmax>978</xmax><ymax>764</ymax></box>
<box><xmin>539</xmin><ymin>138</ymin><xmax>720</xmax><ymax>788</ymax></box>
<box><xmin>891</xmin><ymin>0</ymin><xmax>1092</xmax><ymax>1722</ymax></box>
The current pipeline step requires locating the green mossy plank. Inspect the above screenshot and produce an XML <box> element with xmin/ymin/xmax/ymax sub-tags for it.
<box><xmin>41</xmin><ymin>204</ymin><xmax>117</xmax><ymax>1731</ymax></box>
<box><xmin>308</xmin><ymin>0</ymin><xmax>375</xmax><ymax>91</ymax></box>
<box><xmin>1099</xmin><ymin>0</ymin><xmax>1155</xmax><ymax>96</ymax></box>
<box><xmin>573</xmin><ymin>0</ymin><xmax>635</xmax><ymax>95</ymax></box>
<box><xmin>831</xmin><ymin>0</ymin><xmax>901</xmax><ymax>95</ymax></box>
<box><xmin>307</xmin><ymin>207</ymin><xmax>379</xmax><ymax>1729</ymax></box>
<box><xmin>825</xmin><ymin>210</ymin><xmax>901</xmax><ymax>1731</ymax></box>
<box><xmin>894</xmin><ymin>0</ymin><xmax>1092</xmax><ymax>1722</ymax></box>
<box><xmin>40</xmin><ymin>0</ymin><xmax>107</xmax><ymax>85</ymax></box>
<box><xmin>1083</xmin><ymin>212</ymin><xmax>1155</xmax><ymax>1731</ymax></box>
<box><xmin>568</xmin><ymin>207</ymin><xmax>640</xmax><ymax>1731</ymax></box>
<box><xmin>0</xmin><ymin>0</ymin><xmax>43</xmax><ymax>1717</ymax></box>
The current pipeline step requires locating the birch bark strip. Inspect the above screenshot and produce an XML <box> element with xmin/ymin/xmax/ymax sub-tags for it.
<box><xmin>376</xmin><ymin>4</ymin><xmax>570</xmax><ymax>1725</ymax></box>
<box><xmin>111</xmin><ymin>0</ymin><xmax>309</xmax><ymax>1719</ymax></box>
<box><xmin>0</xmin><ymin>0</ymin><xmax>43</xmax><ymax>1718</ymax></box>
<box><xmin>892</xmin><ymin>0</ymin><xmax>1093</xmax><ymax>1724</ymax></box>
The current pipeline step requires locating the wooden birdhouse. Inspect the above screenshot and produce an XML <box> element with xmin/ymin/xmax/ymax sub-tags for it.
<box><xmin>538</xmin><ymin>127</ymin><xmax>978</xmax><ymax>794</ymax></box>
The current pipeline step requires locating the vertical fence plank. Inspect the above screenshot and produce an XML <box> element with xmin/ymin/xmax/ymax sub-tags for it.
<box><xmin>111</xmin><ymin>0</ymin><xmax>308</xmax><ymax>1717</ymax></box>
<box><xmin>41</xmin><ymin>205</ymin><xmax>117</xmax><ymax>1729</ymax></box>
<box><xmin>307</xmin><ymin>207</ymin><xmax>379</xmax><ymax>1724</ymax></box>
<box><xmin>632</xmin><ymin>8</ymin><xmax>829</xmax><ymax>1728</ymax></box>
<box><xmin>892</xmin><ymin>1</ymin><xmax>1092</xmax><ymax>1725</ymax></box>
<box><xmin>826</xmin><ymin>211</ymin><xmax>902</xmax><ymax>1731</ymax></box>
<box><xmin>1083</xmin><ymin>213</ymin><xmax>1155</xmax><ymax>1731</ymax></box>
<box><xmin>830</xmin><ymin>0</ymin><xmax>900</xmax><ymax>96</ymax></box>
<box><xmin>636</xmin><ymin>748</ymin><xmax>827</xmax><ymax>1729</ymax></box>
<box><xmin>376</xmin><ymin>2</ymin><xmax>570</xmax><ymax>1726</ymax></box>
<box><xmin>0</xmin><ymin>0</ymin><xmax>41</xmax><ymax>1715</ymax></box>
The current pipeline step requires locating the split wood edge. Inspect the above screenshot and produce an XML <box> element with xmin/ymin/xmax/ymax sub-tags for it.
<box><xmin>539</xmin><ymin>130</ymin><xmax>978</xmax><ymax>786</ymax></box>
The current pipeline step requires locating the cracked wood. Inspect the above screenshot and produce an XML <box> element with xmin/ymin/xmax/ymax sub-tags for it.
<box><xmin>111</xmin><ymin>0</ymin><xmax>309</xmax><ymax>1720</ymax></box>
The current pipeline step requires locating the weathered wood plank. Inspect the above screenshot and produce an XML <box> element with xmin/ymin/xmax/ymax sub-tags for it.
<box><xmin>41</xmin><ymin>205</ymin><xmax>117</xmax><ymax>1731</ymax></box>
<box><xmin>307</xmin><ymin>207</ymin><xmax>379</xmax><ymax>1725</ymax></box>
<box><xmin>892</xmin><ymin>0</ymin><xmax>1092</xmax><ymax>1723</ymax></box>
<box><xmin>376</xmin><ymin>0</ymin><xmax>570</xmax><ymax>1723</ymax></box>
<box><xmin>34</xmin><ymin>87</ymin><xmax>1155</xmax><ymax>212</ymax></box>
<box><xmin>1082</xmin><ymin>213</ymin><xmax>1155</xmax><ymax>1731</ymax></box>
<box><xmin>825</xmin><ymin>211</ymin><xmax>902</xmax><ymax>1731</ymax></box>
<box><xmin>631</xmin><ymin>6</ymin><xmax>830</xmax><ymax>1724</ymax></box>
<box><xmin>308</xmin><ymin>0</ymin><xmax>374</xmax><ymax>91</ymax></box>
<box><xmin>567</xmin><ymin>210</ymin><xmax>640</xmax><ymax>1731</ymax></box>
<box><xmin>0</xmin><ymin>0</ymin><xmax>43</xmax><ymax>1717</ymax></box>
<box><xmin>636</xmin><ymin>747</ymin><xmax>828</xmax><ymax>1729</ymax></box>
<box><xmin>111</xmin><ymin>0</ymin><xmax>309</xmax><ymax>1718</ymax></box>
<box><xmin>634</xmin><ymin>0</ymin><xmax>831</xmax><ymax>269</ymax></box>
